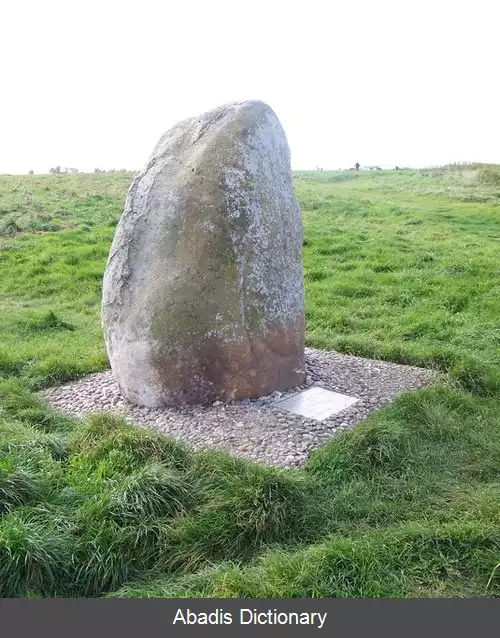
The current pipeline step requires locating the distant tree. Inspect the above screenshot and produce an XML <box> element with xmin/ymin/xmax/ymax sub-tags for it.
<box><xmin>28</xmin><ymin>170</ymin><xmax>34</xmax><ymax>175</ymax></box>
<box><xmin>94</xmin><ymin>168</ymin><xmax>101</xmax><ymax>173</ymax></box>
<box><xmin>69</xmin><ymin>168</ymin><xmax>79</xmax><ymax>174</ymax></box>
<box><xmin>49</xmin><ymin>166</ymin><xmax>61</xmax><ymax>174</ymax></box>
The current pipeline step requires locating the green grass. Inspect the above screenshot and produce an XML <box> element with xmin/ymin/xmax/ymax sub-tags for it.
<box><xmin>0</xmin><ymin>166</ymin><xmax>499</xmax><ymax>597</ymax></box>
<box><xmin>297</xmin><ymin>168</ymin><xmax>500</xmax><ymax>396</ymax></box>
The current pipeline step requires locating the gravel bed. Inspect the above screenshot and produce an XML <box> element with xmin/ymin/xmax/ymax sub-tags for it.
<box><xmin>39</xmin><ymin>348</ymin><xmax>437</xmax><ymax>468</ymax></box>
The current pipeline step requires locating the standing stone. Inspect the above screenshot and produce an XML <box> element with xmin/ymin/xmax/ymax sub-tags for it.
<box><xmin>102</xmin><ymin>100</ymin><xmax>305</xmax><ymax>407</ymax></box>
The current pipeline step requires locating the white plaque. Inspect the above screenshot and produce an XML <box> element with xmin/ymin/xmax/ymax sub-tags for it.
<box><xmin>274</xmin><ymin>386</ymin><xmax>358</xmax><ymax>421</ymax></box>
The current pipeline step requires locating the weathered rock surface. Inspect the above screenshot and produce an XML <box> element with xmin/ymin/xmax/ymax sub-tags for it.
<box><xmin>102</xmin><ymin>100</ymin><xmax>305</xmax><ymax>407</ymax></box>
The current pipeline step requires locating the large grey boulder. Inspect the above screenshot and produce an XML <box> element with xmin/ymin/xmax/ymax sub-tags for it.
<box><xmin>102</xmin><ymin>100</ymin><xmax>305</xmax><ymax>407</ymax></box>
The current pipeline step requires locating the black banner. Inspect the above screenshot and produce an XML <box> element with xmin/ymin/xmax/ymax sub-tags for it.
<box><xmin>1</xmin><ymin>598</ymin><xmax>499</xmax><ymax>637</ymax></box>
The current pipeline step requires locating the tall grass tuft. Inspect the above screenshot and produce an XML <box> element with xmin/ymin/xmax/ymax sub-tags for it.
<box><xmin>70</xmin><ymin>413</ymin><xmax>191</xmax><ymax>472</ymax></box>
<box><xmin>0</xmin><ymin>379</ymin><xmax>78</xmax><ymax>433</ymax></box>
<box><xmin>0</xmin><ymin>463</ymin><xmax>42</xmax><ymax>514</ymax></box>
<box><xmin>174</xmin><ymin>461</ymin><xmax>320</xmax><ymax>562</ymax></box>
<box><xmin>0</xmin><ymin>508</ymin><xmax>74</xmax><ymax>597</ymax></box>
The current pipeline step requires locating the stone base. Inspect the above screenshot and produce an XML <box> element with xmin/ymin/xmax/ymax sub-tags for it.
<box><xmin>39</xmin><ymin>348</ymin><xmax>437</xmax><ymax>468</ymax></box>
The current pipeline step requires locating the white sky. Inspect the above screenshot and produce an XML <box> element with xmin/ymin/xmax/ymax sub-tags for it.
<box><xmin>2</xmin><ymin>0</ymin><xmax>499</xmax><ymax>173</ymax></box>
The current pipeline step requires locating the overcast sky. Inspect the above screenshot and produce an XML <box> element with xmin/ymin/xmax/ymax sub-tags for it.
<box><xmin>2</xmin><ymin>0</ymin><xmax>499</xmax><ymax>173</ymax></box>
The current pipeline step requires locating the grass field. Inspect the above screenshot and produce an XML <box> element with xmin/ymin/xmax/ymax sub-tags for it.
<box><xmin>0</xmin><ymin>166</ymin><xmax>499</xmax><ymax>597</ymax></box>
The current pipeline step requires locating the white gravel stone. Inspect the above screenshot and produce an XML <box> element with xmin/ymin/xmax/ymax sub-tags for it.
<box><xmin>39</xmin><ymin>347</ymin><xmax>437</xmax><ymax>468</ymax></box>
